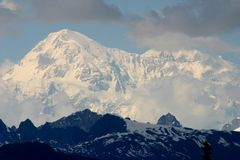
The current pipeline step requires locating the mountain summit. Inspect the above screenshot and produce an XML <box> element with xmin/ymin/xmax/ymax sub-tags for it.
<box><xmin>2</xmin><ymin>29</ymin><xmax>240</xmax><ymax>128</ymax></box>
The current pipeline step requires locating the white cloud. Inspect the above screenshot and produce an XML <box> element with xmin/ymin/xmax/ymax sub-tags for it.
<box><xmin>0</xmin><ymin>75</ymin><xmax>49</xmax><ymax>126</ymax></box>
<box><xmin>0</xmin><ymin>81</ymin><xmax>76</xmax><ymax>127</ymax></box>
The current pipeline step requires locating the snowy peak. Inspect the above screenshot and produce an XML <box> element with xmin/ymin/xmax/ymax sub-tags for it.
<box><xmin>3</xmin><ymin>29</ymin><xmax>109</xmax><ymax>82</ymax></box>
<box><xmin>18</xmin><ymin>29</ymin><xmax>104</xmax><ymax>66</ymax></box>
<box><xmin>28</xmin><ymin>28</ymin><xmax>105</xmax><ymax>59</ymax></box>
<box><xmin>45</xmin><ymin>29</ymin><xmax>100</xmax><ymax>47</ymax></box>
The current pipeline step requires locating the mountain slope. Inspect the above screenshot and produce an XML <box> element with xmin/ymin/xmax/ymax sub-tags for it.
<box><xmin>49</xmin><ymin>109</ymin><xmax>101</xmax><ymax>132</ymax></box>
<box><xmin>2</xmin><ymin>29</ymin><xmax>240</xmax><ymax>129</ymax></box>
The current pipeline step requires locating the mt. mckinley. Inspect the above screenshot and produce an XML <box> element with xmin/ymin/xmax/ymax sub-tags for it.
<box><xmin>2</xmin><ymin>29</ymin><xmax>240</xmax><ymax>129</ymax></box>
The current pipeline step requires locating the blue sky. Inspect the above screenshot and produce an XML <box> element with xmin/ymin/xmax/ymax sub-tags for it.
<box><xmin>0</xmin><ymin>0</ymin><xmax>240</xmax><ymax>64</ymax></box>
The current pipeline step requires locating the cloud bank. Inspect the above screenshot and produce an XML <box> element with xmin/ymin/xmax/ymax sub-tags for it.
<box><xmin>0</xmin><ymin>60</ymin><xmax>76</xmax><ymax>127</ymax></box>
<box><xmin>144</xmin><ymin>0</ymin><xmax>240</xmax><ymax>37</ymax></box>
<box><xmin>0</xmin><ymin>81</ymin><xmax>76</xmax><ymax>127</ymax></box>
<box><xmin>130</xmin><ymin>76</ymin><xmax>240</xmax><ymax>129</ymax></box>
<box><xmin>128</xmin><ymin>0</ymin><xmax>240</xmax><ymax>54</ymax></box>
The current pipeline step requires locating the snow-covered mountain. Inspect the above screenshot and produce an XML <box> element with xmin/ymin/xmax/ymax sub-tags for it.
<box><xmin>2</xmin><ymin>29</ymin><xmax>240</xmax><ymax>128</ymax></box>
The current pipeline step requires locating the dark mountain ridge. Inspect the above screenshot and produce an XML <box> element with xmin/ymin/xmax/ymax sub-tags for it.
<box><xmin>0</xmin><ymin>109</ymin><xmax>239</xmax><ymax>160</ymax></box>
